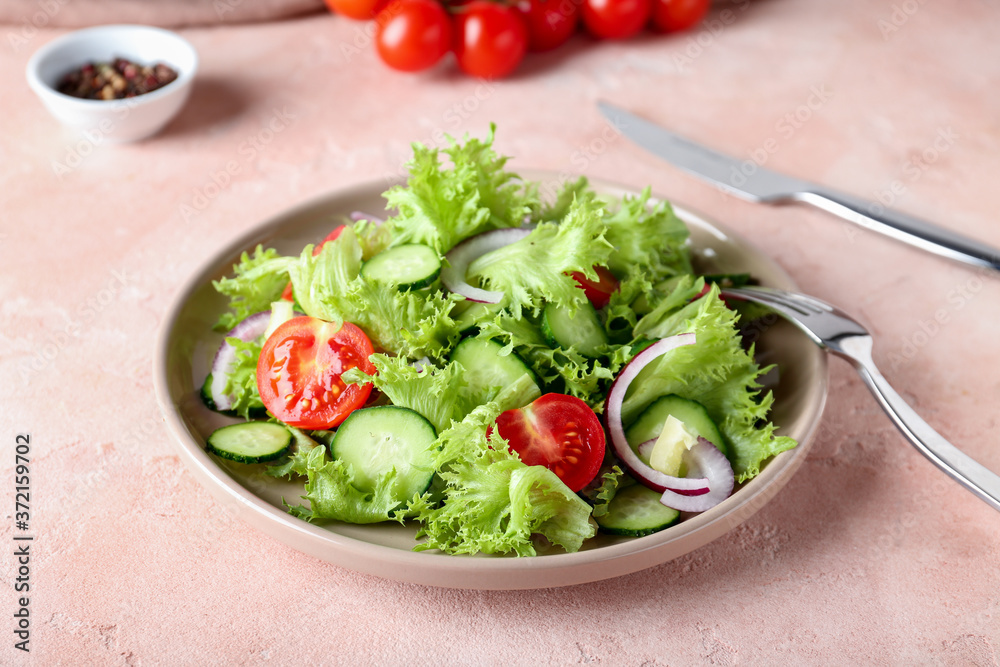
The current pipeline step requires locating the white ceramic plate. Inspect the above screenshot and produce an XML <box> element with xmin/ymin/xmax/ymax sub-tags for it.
<box><xmin>153</xmin><ymin>172</ymin><xmax>828</xmax><ymax>590</ymax></box>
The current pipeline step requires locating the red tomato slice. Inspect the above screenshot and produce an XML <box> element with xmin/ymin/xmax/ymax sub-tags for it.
<box><xmin>256</xmin><ymin>317</ymin><xmax>376</xmax><ymax>429</ymax></box>
<box><xmin>570</xmin><ymin>265</ymin><xmax>619</xmax><ymax>309</ymax></box>
<box><xmin>281</xmin><ymin>226</ymin><xmax>345</xmax><ymax>302</ymax></box>
<box><xmin>495</xmin><ymin>393</ymin><xmax>605</xmax><ymax>492</ymax></box>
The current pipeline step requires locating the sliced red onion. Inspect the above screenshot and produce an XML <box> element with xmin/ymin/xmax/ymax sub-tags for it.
<box><xmin>659</xmin><ymin>438</ymin><xmax>735</xmax><ymax>512</ymax></box>
<box><xmin>349</xmin><ymin>211</ymin><xmax>384</xmax><ymax>225</ymax></box>
<box><xmin>209</xmin><ymin>311</ymin><xmax>273</xmax><ymax>411</ymax></box>
<box><xmin>605</xmin><ymin>333</ymin><xmax>710</xmax><ymax>494</ymax></box>
<box><xmin>637</xmin><ymin>438</ymin><xmax>656</xmax><ymax>463</ymax></box>
<box><xmin>441</xmin><ymin>228</ymin><xmax>532</xmax><ymax>303</ymax></box>
<box><xmin>635</xmin><ymin>437</ymin><xmax>710</xmax><ymax>497</ymax></box>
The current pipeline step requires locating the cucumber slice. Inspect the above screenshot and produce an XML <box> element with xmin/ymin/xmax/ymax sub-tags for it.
<box><xmin>331</xmin><ymin>406</ymin><xmax>438</xmax><ymax>503</ymax></box>
<box><xmin>206</xmin><ymin>422</ymin><xmax>292</xmax><ymax>464</ymax></box>
<box><xmin>594</xmin><ymin>484</ymin><xmax>680</xmax><ymax>537</ymax></box>
<box><xmin>200</xmin><ymin>373</ymin><xmax>218</xmax><ymax>411</ymax></box>
<box><xmin>625</xmin><ymin>395</ymin><xmax>728</xmax><ymax>457</ymax></box>
<box><xmin>540</xmin><ymin>301</ymin><xmax>609</xmax><ymax>357</ymax></box>
<box><xmin>361</xmin><ymin>244</ymin><xmax>441</xmax><ymax>290</ymax></box>
<box><xmin>449</xmin><ymin>337</ymin><xmax>541</xmax><ymax>409</ymax></box>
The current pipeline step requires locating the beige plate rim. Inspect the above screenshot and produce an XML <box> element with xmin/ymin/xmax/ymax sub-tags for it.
<box><xmin>152</xmin><ymin>171</ymin><xmax>829</xmax><ymax>590</ymax></box>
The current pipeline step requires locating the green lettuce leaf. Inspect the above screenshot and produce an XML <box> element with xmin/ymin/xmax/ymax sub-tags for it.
<box><xmin>408</xmin><ymin>405</ymin><xmax>596</xmax><ymax>556</ymax></box>
<box><xmin>537</xmin><ymin>176</ymin><xmax>590</xmax><ymax>223</ymax></box>
<box><xmin>475</xmin><ymin>312</ymin><xmax>632</xmax><ymax>410</ymax></box>
<box><xmin>589</xmin><ymin>465</ymin><xmax>624</xmax><ymax>518</ymax></box>
<box><xmin>383</xmin><ymin>125</ymin><xmax>536</xmax><ymax>254</ymax></box>
<box><xmin>342</xmin><ymin>354</ymin><xmax>474</xmax><ymax>433</ymax></box>
<box><xmin>602</xmin><ymin>189</ymin><xmax>692</xmax><ymax>282</ymax></box>
<box><xmin>623</xmin><ymin>283</ymin><xmax>796</xmax><ymax>482</ymax></box>
<box><xmin>213</xmin><ymin>246</ymin><xmax>296</xmax><ymax>331</ymax></box>
<box><xmin>285</xmin><ymin>446</ymin><xmax>404</xmax><ymax>524</ymax></box>
<box><xmin>221</xmin><ymin>337</ymin><xmax>265</xmax><ymax>419</ymax></box>
<box><xmin>288</xmin><ymin>227</ymin><xmax>461</xmax><ymax>360</ymax></box>
<box><xmin>468</xmin><ymin>195</ymin><xmax>614</xmax><ymax>318</ymax></box>
<box><xmin>266</xmin><ymin>427</ymin><xmax>324</xmax><ymax>479</ymax></box>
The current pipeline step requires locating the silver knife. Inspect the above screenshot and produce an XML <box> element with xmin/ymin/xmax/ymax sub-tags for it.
<box><xmin>598</xmin><ymin>101</ymin><xmax>1000</xmax><ymax>273</ymax></box>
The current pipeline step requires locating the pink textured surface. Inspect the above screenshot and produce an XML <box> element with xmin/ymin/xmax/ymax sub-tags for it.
<box><xmin>3</xmin><ymin>3</ymin><xmax>1000</xmax><ymax>664</ymax></box>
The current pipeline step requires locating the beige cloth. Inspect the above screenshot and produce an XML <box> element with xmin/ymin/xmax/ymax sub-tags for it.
<box><xmin>1</xmin><ymin>0</ymin><xmax>326</xmax><ymax>28</ymax></box>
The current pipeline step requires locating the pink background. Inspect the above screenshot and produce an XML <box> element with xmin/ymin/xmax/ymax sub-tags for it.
<box><xmin>3</xmin><ymin>1</ymin><xmax>1000</xmax><ymax>663</ymax></box>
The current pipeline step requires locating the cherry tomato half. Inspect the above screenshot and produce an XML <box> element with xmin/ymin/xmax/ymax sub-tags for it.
<box><xmin>581</xmin><ymin>0</ymin><xmax>651</xmax><ymax>39</ymax></box>
<box><xmin>650</xmin><ymin>0</ymin><xmax>709</xmax><ymax>32</ymax></box>
<box><xmin>256</xmin><ymin>317</ymin><xmax>376</xmax><ymax>429</ymax></box>
<box><xmin>515</xmin><ymin>0</ymin><xmax>578</xmax><ymax>52</ymax></box>
<box><xmin>454</xmin><ymin>1</ymin><xmax>529</xmax><ymax>79</ymax></box>
<box><xmin>281</xmin><ymin>226</ymin><xmax>345</xmax><ymax>302</ymax></box>
<box><xmin>324</xmin><ymin>0</ymin><xmax>387</xmax><ymax>20</ymax></box>
<box><xmin>570</xmin><ymin>265</ymin><xmax>620</xmax><ymax>309</ymax></box>
<box><xmin>495</xmin><ymin>393</ymin><xmax>605</xmax><ymax>492</ymax></box>
<box><xmin>375</xmin><ymin>0</ymin><xmax>452</xmax><ymax>72</ymax></box>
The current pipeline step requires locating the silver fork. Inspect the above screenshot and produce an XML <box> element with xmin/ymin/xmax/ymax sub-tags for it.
<box><xmin>722</xmin><ymin>286</ymin><xmax>1000</xmax><ymax>513</ymax></box>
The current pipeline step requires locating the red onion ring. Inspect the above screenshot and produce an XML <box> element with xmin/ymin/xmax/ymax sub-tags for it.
<box><xmin>659</xmin><ymin>438</ymin><xmax>735</xmax><ymax>511</ymax></box>
<box><xmin>441</xmin><ymin>228</ymin><xmax>532</xmax><ymax>303</ymax></box>
<box><xmin>604</xmin><ymin>333</ymin><xmax>710</xmax><ymax>494</ymax></box>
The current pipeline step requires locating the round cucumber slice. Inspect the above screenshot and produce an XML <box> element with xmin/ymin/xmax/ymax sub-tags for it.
<box><xmin>361</xmin><ymin>244</ymin><xmax>441</xmax><ymax>290</ymax></box>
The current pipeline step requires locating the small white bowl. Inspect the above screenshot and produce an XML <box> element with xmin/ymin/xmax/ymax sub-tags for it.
<box><xmin>26</xmin><ymin>24</ymin><xmax>198</xmax><ymax>143</ymax></box>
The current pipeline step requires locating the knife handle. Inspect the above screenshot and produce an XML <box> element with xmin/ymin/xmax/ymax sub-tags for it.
<box><xmin>791</xmin><ymin>188</ymin><xmax>1000</xmax><ymax>272</ymax></box>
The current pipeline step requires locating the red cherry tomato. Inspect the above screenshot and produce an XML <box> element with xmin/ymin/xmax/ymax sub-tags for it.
<box><xmin>324</xmin><ymin>0</ymin><xmax>387</xmax><ymax>20</ymax></box>
<box><xmin>650</xmin><ymin>0</ymin><xmax>709</xmax><ymax>32</ymax></box>
<box><xmin>281</xmin><ymin>226</ymin><xmax>345</xmax><ymax>302</ymax></box>
<box><xmin>375</xmin><ymin>0</ymin><xmax>452</xmax><ymax>72</ymax></box>
<box><xmin>570</xmin><ymin>265</ymin><xmax>620</xmax><ymax>309</ymax></box>
<box><xmin>581</xmin><ymin>0</ymin><xmax>651</xmax><ymax>39</ymax></box>
<box><xmin>515</xmin><ymin>0</ymin><xmax>578</xmax><ymax>52</ymax></box>
<box><xmin>454</xmin><ymin>1</ymin><xmax>529</xmax><ymax>79</ymax></box>
<box><xmin>495</xmin><ymin>393</ymin><xmax>605</xmax><ymax>492</ymax></box>
<box><xmin>256</xmin><ymin>317</ymin><xmax>376</xmax><ymax>429</ymax></box>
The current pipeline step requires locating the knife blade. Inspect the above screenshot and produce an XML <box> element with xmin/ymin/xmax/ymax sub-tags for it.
<box><xmin>598</xmin><ymin>101</ymin><xmax>1000</xmax><ymax>273</ymax></box>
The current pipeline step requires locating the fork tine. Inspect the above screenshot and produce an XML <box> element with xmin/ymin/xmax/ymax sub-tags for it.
<box><xmin>723</xmin><ymin>287</ymin><xmax>814</xmax><ymax>318</ymax></box>
<box><xmin>727</xmin><ymin>286</ymin><xmax>830</xmax><ymax>316</ymax></box>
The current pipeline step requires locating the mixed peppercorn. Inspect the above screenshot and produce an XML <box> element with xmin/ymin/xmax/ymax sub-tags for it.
<box><xmin>57</xmin><ymin>58</ymin><xmax>178</xmax><ymax>100</ymax></box>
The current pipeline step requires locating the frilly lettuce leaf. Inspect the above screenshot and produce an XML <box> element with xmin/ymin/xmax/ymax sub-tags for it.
<box><xmin>212</xmin><ymin>246</ymin><xmax>296</xmax><ymax>331</ymax></box>
<box><xmin>602</xmin><ymin>188</ymin><xmax>692</xmax><ymax>282</ymax></box>
<box><xmin>220</xmin><ymin>337</ymin><xmax>265</xmax><ymax>419</ymax></box>
<box><xmin>288</xmin><ymin>226</ymin><xmax>462</xmax><ymax>360</ymax></box>
<box><xmin>537</xmin><ymin>176</ymin><xmax>589</xmax><ymax>223</ymax></box>
<box><xmin>342</xmin><ymin>355</ymin><xmax>473</xmax><ymax>434</ymax></box>
<box><xmin>285</xmin><ymin>446</ymin><xmax>404</xmax><ymax>524</ymax></box>
<box><xmin>407</xmin><ymin>405</ymin><xmax>596</xmax><ymax>556</ymax></box>
<box><xmin>623</xmin><ymin>283</ymin><xmax>795</xmax><ymax>482</ymax></box>
<box><xmin>467</xmin><ymin>195</ymin><xmax>614</xmax><ymax>318</ymax></box>
<box><xmin>588</xmin><ymin>465</ymin><xmax>625</xmax><ymax>518</ymax></box>
<box><xmin>383</xmin><ymin>125</ymin><xmax>536</xmax><ymax>254</ymax></box>
<box><xmin>475</xmin><ymin>312</ymin><xmax>633</xmax><ymax>410</ymax></box>
<box><xmin>343</xmin><ymin>354</ymin><xmax>539</xmax><ymax>432</ymax></box>
<box><xmin>631</xmin><ymin>275</ymin><xmax>704</xmax><ymax>340</ymax></box>
<box><xmin>266</xmin><ymin>427</ymin><xmax>324</xmax><ymax>479</ymax></box>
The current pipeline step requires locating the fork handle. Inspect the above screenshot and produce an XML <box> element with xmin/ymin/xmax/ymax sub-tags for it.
<box><xmin>835</xmin><ymin>336</ymin><xmax>1000</xmax><ymax>512</ymax></box>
